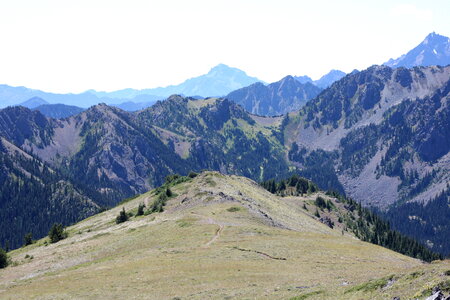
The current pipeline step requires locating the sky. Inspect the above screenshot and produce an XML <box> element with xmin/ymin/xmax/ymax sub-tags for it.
<box><xmin>0</xmin><ymin>0</ymin><xmax>449</xmax><ymax>93</ymax></box>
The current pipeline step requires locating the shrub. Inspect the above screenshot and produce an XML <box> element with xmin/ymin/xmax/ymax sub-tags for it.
<box><xmin>0</xmin><ymin>248</ymin><xmax>8</xmax><ymax>269</ymax></box>
<box><xmin>136</xmin><ymin>203</ymin><xmax>145</xmax><ymax>216</ymax></box>
<box><xmin>314</xmin><ymin>209</ymin><xmax>320</xmax><ymax>218</ymax></box>
<box><xmin>48</xmin><ymin>223</ymin><xmax>67</xmax><ymax>243</ymax></box>
<box><xmin>227</xmin><ymin>206</ymin><xmax>241</xmax><ymax>212</ymax></box>
<box><xmin>116</xmin><ymin>207</ymin><xmax>129</xmax><ymax>224</ymax></box>
<box><xmin>315</xmin><ymin>196</ymin><xmax>327</xmax><ymax>209</ymax></box>
<box><xmin>188</xmin><ymin>171</ymin><xmax>198</xmax><ymax>178</ymax></box>
<box><xmin>165</xmin><ymin>174</ymin><xmax>181</xmax><ymax>184</ymax></box>
<box><xmin>23</xmin><ymin>232</ymin><xmax>33</xmax><ymax>246</ymax></box>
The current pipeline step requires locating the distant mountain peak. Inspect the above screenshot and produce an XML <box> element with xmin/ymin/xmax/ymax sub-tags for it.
<box><xmin>295</xmin><ymin>70</ymin><xmax>346</xmax><ymax>89</ymax></box>
<box><xmin>209</xmin><ymin>63</ymin><xmax>231</xmax><ymax>71</ymax></box>
<box><xmin>19</xmin><ymin>96</ymin><xmax>49</xmax><ymax>109</ymax></box>
<box><xmin>205</xmin><ymin>63</ymin><xmax>252</xmax><ymax>78</ymax></box>
<box><xmin>423</xmin><ymin>31</ymin><xmax>448</xmax><ymax>44</ymax></box>
<box><xmin>384</xmin><ymin>32</ymin><xmax>450</xmax><ymax>68</ymax></box>
<box><xmin>281</xmin><ymin>75</ymin><xmax>295</xmax><ymax>81</ymax></box>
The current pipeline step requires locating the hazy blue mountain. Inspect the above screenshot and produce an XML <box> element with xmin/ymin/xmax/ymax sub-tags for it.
<box><xmin>293</xmin><ymin>75</ymin><xmax>313</xmax><ymax>84</ymax></box>
<box><xmin>314</xmin><ymin>70</ymin><xmax>347</xmax><ymax>88</ymax></box>
<box><xmin>0</xmin><ymin>85</ymin><xmax>126</xmax><ymax>108</ymax></box>
<box><xmin>114</xmin><ymin>101</ymin><xmax>157</xmax><ymax>112</ymax></box>
<box><xmin>294</xmin><ymin>70</ymin><xmax>346</xmax><ymax>89</ymax></box>
<box><xmin>144</xmin><ymin>63</ymin><xmax>262</xmax><ymax>97</ymax></box>
<box><xmin>89</xmin><ymin>64</ymin><xmax>262</xmax><ymax>99</ymax></box>
<box><xmin>0</xmin><ymin>64</ymin><xmax>260</xmax><ymax>108</ymax></box>
<box><xmin>385</xmin><ymin>32</ymin><xmax>450</xmax><ymax>68</ymax></box>
<box><xmin>34</xmin><ymin>104</ymin><xmax>85</xmax><ymax>119</ymax></box>
<box><xmin>226</xmin><ymin>75</ymin><xmax>322</xmax><ymax>116</ymax></box>
<box><xmin>0</xmin><ymin>85</ymin><xmax>163</xmax><ymax>109</ymax></box>
<box><xmin>19</xmin><ymin>97</ymin><xmax>49</xmax><ymax>109</ymax></box>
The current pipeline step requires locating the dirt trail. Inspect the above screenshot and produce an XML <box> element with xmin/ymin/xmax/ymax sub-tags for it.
<box><xmin>191</xmin><ymin>213</ymin><xmax>225</xmax><ymax>247</ymax></box>
<box><xmin>205</xmin><ymin>222</ymin><xmax>224</xmax><ymax>247</ymax></box>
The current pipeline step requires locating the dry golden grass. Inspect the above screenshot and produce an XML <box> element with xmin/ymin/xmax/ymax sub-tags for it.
<box><xmin>1</xmin><ymin>172</ymin><xmax>448</xmax><ymax>299</ymax></box>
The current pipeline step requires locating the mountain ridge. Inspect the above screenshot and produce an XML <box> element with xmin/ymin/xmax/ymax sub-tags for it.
<box><xmin>1</xmin><ymin>171</ymin><xmax>448</xmax><ymax>299</ymax></box>
<box><xmin>226</xmin><ymin>75</ymin><xmax>322</xmax><ymax>116</ymax></box>
<box><xmin>294</xmin><ymin>69</ymin><xmax>346</xmax><ymax>89</ymax></box>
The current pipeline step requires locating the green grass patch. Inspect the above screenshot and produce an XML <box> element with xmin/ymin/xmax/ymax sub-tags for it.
<box><xmin>439</xmin><ymin>279</ymin><xmax>450</xmax><ymax>292</ymax></box>
<box><xmin>205</xmin><ymin>177</ymin><xmax>216</xmax><ymax>187</ymax></box>
<box><xmin>226</xmin><ymin>206</ymin><xmax>241</xmax><ymax>212</ymax></box>
<box><xmin>290</xmin><ymin>290</ymin><xmax>324</xmax><ymax>300</ymax></box>
<box><xmin>176</xmin><ymin>220</ymin><xmax>192</xmax><ymax>228</ymax></box>
<box><xmin>407</xmin><ymin>271</ymin><xmax>424</xmax><ymax>279</ymax></box>
<box><xmin>87</xmin><ymin>232</ymin><xmax>111</xmax><ymax>241</ymax></box>
<box><xmin>345</xmin><ymin>275</ymin><xmax>394</xmax><ymax>293</ymax></box>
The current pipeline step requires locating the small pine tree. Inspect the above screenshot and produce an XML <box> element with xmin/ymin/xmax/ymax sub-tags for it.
<box><xmin>315</xmin><ymin>196</ymin><xmax>327</xmax><ymax>209</ymax></box>
<box><xmin>116</xmin><ymin>207</ymin><xmax>129</xmax><ymax>224</ymax></box>
<box><xmin>24</xmin><ymin>232</ymin><xmax>33</xmax><ymax>246</ymax></box>
<box><xmin>302</xmin><ymin>203</ymin><xmax>308</xmax><ymax>211</ymax></box>
<box><xmin>0</xmin><ymin>248</ymin><xmax>8</xmax><ymax>269</ymax></box>
<box><xmin>136</xmin><ymin>203</ymin><xmax>145</xmax><ymax>216</ymax></box>
<box><xmin>188</xmin><ymin>171</ymin><xmax>198</xmax><ymax>178</ymax></box>
<box><xmin>48</xmin><ymin>223</ymin><xmax>67</xmax><ymax>243</ymax></box>
<box><xmin>314</xmin><ymin>209</ymin><xmax>320</xmax><ymax>218</ymax></box>
<box><xmin>165</xmin><ymin>188</ymin><xmax>173</xmax><ymax>197</ymax></box>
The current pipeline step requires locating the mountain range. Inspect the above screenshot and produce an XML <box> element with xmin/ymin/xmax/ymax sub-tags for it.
<box><xmin>3</xmin><ymin>32</ymin><xmax>449</xmax><ymax>115</ymax></box>
<box><xmin>0</xmin><ymin>63</ymin><xmax>449</xmax><ymax>256</ymax></box>
<box><xmin>90</xmin><ymin>64</ymin><xmax>262</xmax><ymax>99</ymax></box>
<box><xmin>1</xmin><ymin>32</ymin><xmax>450</xmax><ymax>256</ymax></box>
<box><xmin>0</xmin><ymin>64</ymin><xmax>260</xmax><ymax>109</ymax></box>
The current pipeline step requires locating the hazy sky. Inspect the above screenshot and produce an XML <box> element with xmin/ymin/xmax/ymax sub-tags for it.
<box><xmin>0</xmin><ymin>0</ymin><xmax>449</xmax><ymax>93</ymax></box>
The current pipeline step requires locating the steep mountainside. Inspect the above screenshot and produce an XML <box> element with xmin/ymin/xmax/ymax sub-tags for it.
<box><xmin>226</xmin><ymin>76</ymin><xmax>322</xmax><ymax>116</ymax></box>
<box><xmin>286</xmin><ymin>65</ymin><xmax>450</xmax><ymax>254</ymax></box>
<box><xmin>385</xmin><ymin>32</ymin><xmax>450</xmax><ymax>68</ymax></box>
<box><xmin>34</xmin><ymin>104</ymin><xmax>85</xmax><ymax>119</ymax></box>
<box><xmin>0</xmin><ymin>96</ymin><xmax>288</xmax><ymax>205</ymax></box>
<box><xmin>0</xmin><ymin>137</ymin><xmax>99</xmax><ymax>249</ymax></box>
<box><xmin>287</xmin><ymin>65</ymin><xmax>450</xmax><ymax>206</ymax></box>
<box><xmin>1</xmin><ymin>172</ymin><xmax>448</xmax><ymax>299</ymax></box>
